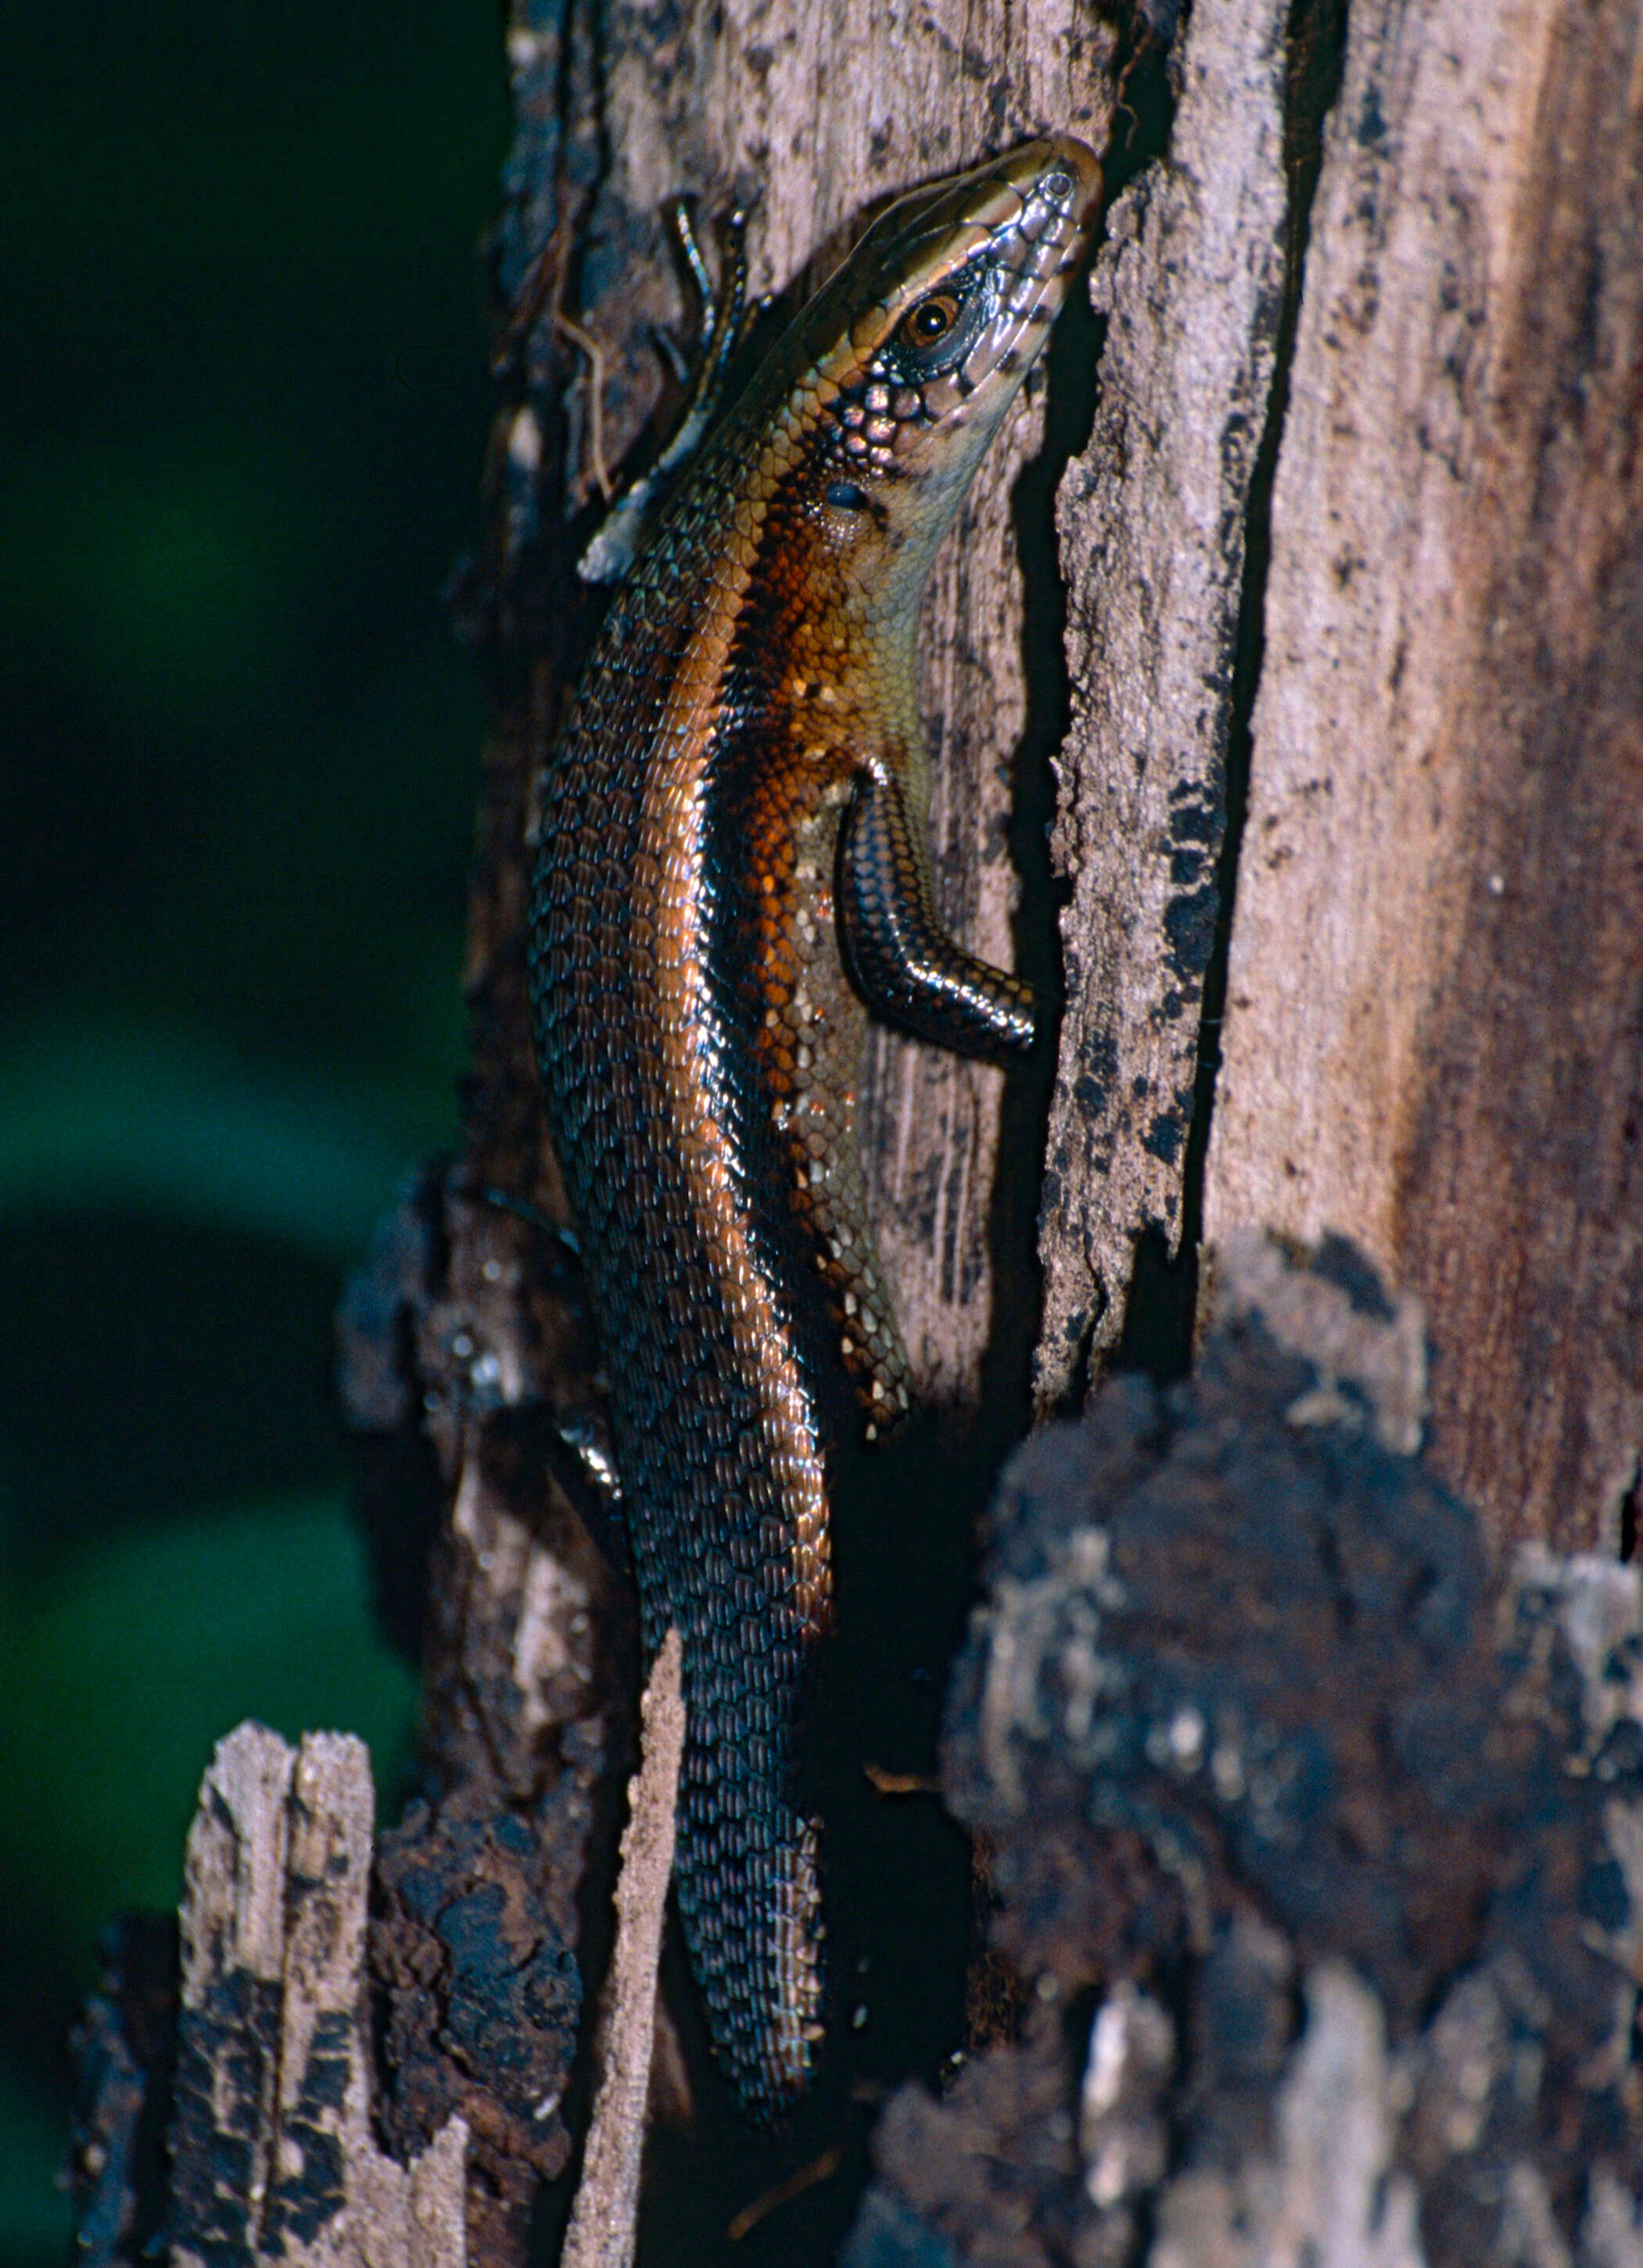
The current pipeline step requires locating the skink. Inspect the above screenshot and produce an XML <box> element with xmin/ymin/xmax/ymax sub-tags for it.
<box><xmin>528</xmin><ymin>136</ymin><xmax>1100</xmax><ymax>2118</ymax></box>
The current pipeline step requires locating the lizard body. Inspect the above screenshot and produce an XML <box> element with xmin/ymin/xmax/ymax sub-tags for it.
<box><xmin>528</xmin><ymin>137</ymin><xmax>1100</xmax><ymax>2116</ymax></box>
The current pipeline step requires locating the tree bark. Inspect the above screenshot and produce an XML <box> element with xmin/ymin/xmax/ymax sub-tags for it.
<box><xmin>1202</xmin><ymin>0</ymin><xmax>1643</xmax><ymax>1555</ymax></box>
<box><xmin>859</xmin><ymin>1242</ymin><xmax>1643</xmax><ymax>2263</ymax></box>
<box><xmin>1032</xmin><ymin>0</ymin><xmax>1290</xmax><ymax>1400</ymax></box>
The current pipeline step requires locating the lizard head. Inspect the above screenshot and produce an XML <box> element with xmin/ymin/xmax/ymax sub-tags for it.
<box><xmin>772</xmin><ymin>136</ymin><xmax>1102</xmax><ymax>599</ymax></box>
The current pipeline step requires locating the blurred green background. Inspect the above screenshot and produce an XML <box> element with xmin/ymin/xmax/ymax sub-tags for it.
<box><xmin>1</xmin><ymin>5</ymin><xmax>508</xmax><ymax>2257</ymax></box>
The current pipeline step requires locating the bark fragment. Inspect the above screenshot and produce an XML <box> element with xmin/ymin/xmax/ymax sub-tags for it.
<box><xmin>559</xmin><ymin>1629</ymin><xmax>685</xmax><ymax>2268</ymax></box>
<box><xmin>168</xmin><ymin>1726</ymin><xmax>469</xmax><ymax>2268</ymax></box>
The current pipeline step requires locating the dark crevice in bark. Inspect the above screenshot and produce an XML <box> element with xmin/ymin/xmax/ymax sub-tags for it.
<box><xmin>1113</xmin><ymin>0</ymin><xmax>1351</xmax><ymax>1385</ymax></box>
<box><xmin>981</xmin><ymin>241</ymin><xmax>1103</xmax><ymax>1449</ymax></box>
<box><xmin>985</xmin><ymin>9</ymin><xmax>1180</xmax><ymax>1435</ymax></box>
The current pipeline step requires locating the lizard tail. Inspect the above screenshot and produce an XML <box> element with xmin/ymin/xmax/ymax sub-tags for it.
<box><xmin>671</xmin><ymin>1645</ymin><xmax>825</xmax><ymax>2119</ymax></box>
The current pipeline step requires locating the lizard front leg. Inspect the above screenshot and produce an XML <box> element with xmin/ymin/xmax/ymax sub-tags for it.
<box><xmin>837</xmin><ymin>761</ymin><xmax>1038</xmax><ymax>1063</ymax></box>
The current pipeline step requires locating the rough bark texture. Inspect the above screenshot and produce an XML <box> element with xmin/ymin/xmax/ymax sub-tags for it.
<box><xmin>848</xmin><ymin>1237</ymin><xmax>1643</xmax><ymax>2267</ymax></box>
<box><xmin>70</xmin><ymin>1916</ymin><xmax>180</xmax><ymax>2268</ymax></box>
<box><xmin>168</xmin><ymin>1727</ymin><xmax>469</xmax><ymax>2268</ymax></box>
<box><xmin>339</xmin><ymin>1169</ymin><xmax>615</xmax><ymax>2268</ymax></box>
<box><xmin>1202</xmin><ymin>0</ymin><xmax>1643</xmax><ymax>1554</ymax></box>
<box><xmin>1034</xmin><ymin>0</ymin><xmax>1288</xmax><ymax>1403</ymax></box>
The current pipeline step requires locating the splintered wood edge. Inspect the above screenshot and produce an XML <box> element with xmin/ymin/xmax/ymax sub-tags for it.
<box><xmin>559</xmin><ymin>1628</ymin><xmax>686</xmax><ymax>2268</ymax></box>
<box><xmin>170</xmin><ymin>1722</ymin><xmax>468</xmax><ymax>2268</ymax></box>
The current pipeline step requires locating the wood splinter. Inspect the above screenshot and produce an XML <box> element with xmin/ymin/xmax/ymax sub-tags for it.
<box><xmin>560</xmin><ymin>1627</ymin><xmax>687</xmax><ymax>2268</ymax></box>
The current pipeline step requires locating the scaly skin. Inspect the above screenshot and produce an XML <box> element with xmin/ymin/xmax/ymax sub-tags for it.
<box><xmin>527</xmin><ymin>138</ymin><xmax>1101</xmax><ymax>2117</ymax></box>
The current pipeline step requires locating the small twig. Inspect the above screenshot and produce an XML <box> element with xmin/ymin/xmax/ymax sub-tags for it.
<box><xmin>559</xmin><ymin>1628</ymin><xmax>686</xmax><ymax>2268</ymax></box>
<box><xmin>726</xmin><ymin>2145</ymin><xmax>843</xmax><ymax>2241</ymax></box>
<box><xmin>492</xmin><ymin>209</ymin><xmax>575</xmax><ymax>382</ymax></box>
<box><xmin>554</xmin><ymin>314</ymin><xmax>615</xmax><ymax>501</ymax></box>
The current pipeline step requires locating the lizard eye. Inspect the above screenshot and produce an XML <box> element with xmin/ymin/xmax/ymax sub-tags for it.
<box><xmin>884</xmin><ymin>265</ymin><xmax>994</xmax><ymax>382</ymax></box>
<box><xmin>900</xmin><ymin>292</ymin><xmax>960</xmax><ymax>346</ymax></box>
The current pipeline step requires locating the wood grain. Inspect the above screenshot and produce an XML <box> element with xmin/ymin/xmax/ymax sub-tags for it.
<box><xmin>558</xmin><ymin>1631</ymin><xmax>684</xmax><ymax>2268</ymax></box>
<box><xmin>1203</xmin><ymin>0</ymin><xmax>1643</xmax><ymax>1551</ymax></box>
